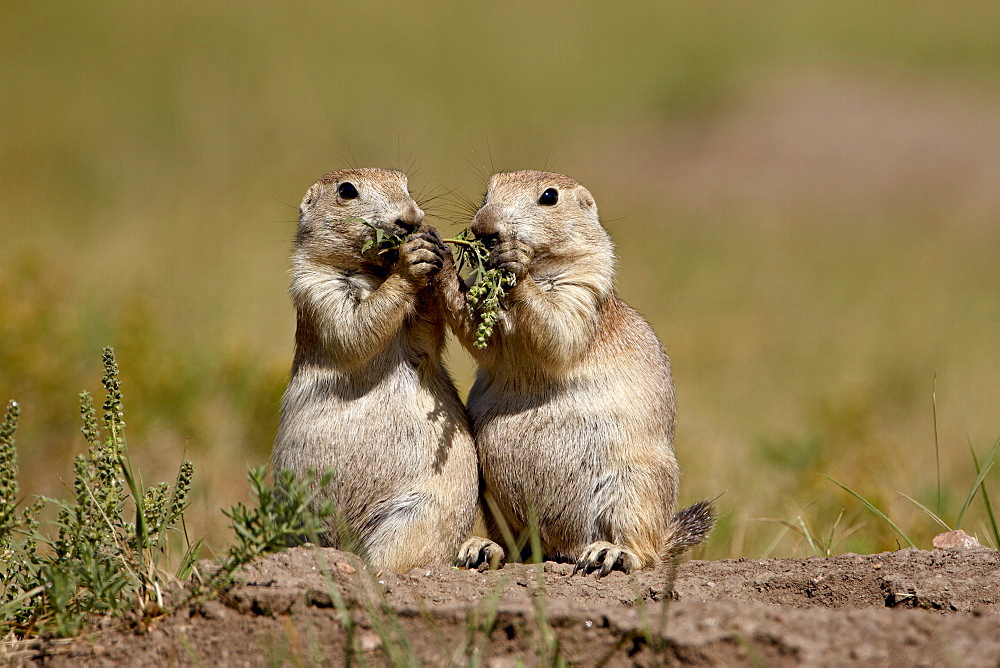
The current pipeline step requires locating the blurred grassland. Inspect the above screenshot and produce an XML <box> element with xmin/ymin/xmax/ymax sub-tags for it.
<box><xmin>2</xmin><ymin>1</ymin><xmax>998</xmax><ymax>558</ymax></box>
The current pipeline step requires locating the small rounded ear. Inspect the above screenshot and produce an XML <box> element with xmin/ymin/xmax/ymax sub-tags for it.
<box><xmin>578</xmin><ymin>187</ymin><xmax>596</xmax><ymax>210</ymax></box>
<box><xmin>299</xmin><ymin>183</ymin><xmax>322</xmax><ymax>219</ymax></box>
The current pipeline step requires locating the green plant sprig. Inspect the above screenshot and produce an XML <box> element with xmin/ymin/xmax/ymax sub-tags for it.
<box><xmin>359</xmin><ymin>222</ymin><xmax>515</xmax><ymax>348</ymax></box>
<box><xmin>0</xmin><ymin>348</ymin><xmax>197</xmax><ymax>639</ymax></box>
<box><xmin>444</xmin><ymin>229</ymin><xmax>517</xmax><ymax>349</ymax></box>
<box><xmin>360</xmin><ymin>219</ymin><xmax>406</xmax><ymax>255</ymax></box>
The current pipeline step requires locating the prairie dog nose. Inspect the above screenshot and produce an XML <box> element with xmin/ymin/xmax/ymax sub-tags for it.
<box><xmin>470</xmin><ymin>204</ymin><xmax>503</xmax><ymax>238</ymax></box>
<box><xmin>396</xmin><ymin>202</ymin><xmax>424</xmax><ymax>233</ymax></box>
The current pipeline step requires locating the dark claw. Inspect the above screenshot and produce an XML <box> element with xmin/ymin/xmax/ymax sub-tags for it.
<box><xmin>415</xmin><ymin>230</ymin><xmax>448</xmax><ymax>254</ymax></box>
<box><xmin>463</xmin><ymin>544</ymin><xmax>488</xmax><ymax>571</ymax></box>
<box><xmin>597</xmin><ymin>556</ymin><xmax>614</xmax><ymax>578</ymax></box>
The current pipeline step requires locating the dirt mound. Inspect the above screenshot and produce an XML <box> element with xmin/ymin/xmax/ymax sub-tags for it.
<box><xmin>8</xmin><ymin>545</ymin><xmax>999</xmax><ymax>666</ymax></box>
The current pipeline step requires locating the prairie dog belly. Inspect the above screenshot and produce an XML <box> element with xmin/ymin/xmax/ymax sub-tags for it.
<box><xmin>276</xmin><ymin>361</ymin><xmax>464</xmax><ymax>494</ymax></box>
<box><xmin>469</xmin><ymin>373</ymin><xmax>675</xmax><ymax>557</ymax></box>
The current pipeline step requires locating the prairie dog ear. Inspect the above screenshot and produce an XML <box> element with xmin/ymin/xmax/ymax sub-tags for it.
<box><xmin>300</xmin><ymin>183</ymin><xmax>322</xmax><ymax>219</ymax></box>
<box><xmin>578</xmin><ymin>186</ymin><xmax>596</xmax><ymax>211</ymax></box>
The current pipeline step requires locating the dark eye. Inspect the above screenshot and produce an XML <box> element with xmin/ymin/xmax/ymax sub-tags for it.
<box><xmin>538</xmin><ymin>188</ymin><xmax>558</xmax><ymax>206</ymax></box>
<box><xmin>338</xmin><ymin>182</ymin><xmax>359</xmax><ymax>200</ymax></box>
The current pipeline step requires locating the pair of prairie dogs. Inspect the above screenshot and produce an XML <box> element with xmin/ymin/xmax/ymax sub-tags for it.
<box><xmin>271</xmin><ymin>167</ymin><xmax>715</xmax><ymax>575</ymax></box>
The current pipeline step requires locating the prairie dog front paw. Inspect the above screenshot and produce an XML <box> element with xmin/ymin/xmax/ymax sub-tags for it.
<box><xmin>397</xmin><ymin>229</ymin><xmax>446</xmax><ymax>284</ymax></box>
<box><xmin>488</xmin><ymin>237</ymin><xmax>532</xmax><ymax>280</ymax></box>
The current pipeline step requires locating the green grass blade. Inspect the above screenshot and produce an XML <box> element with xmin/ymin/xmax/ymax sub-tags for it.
<box><xmin>117</xmin><ymin>451</ymin><xmax>150</xmax><ymax>554</ymax></box>
<box><xmin>756</xmin><ymin>520</ymin><xmax>792</xmax><ymax>558</ymax></box>
<box><xmin>483</xmin><ymin>490</ymin><xmax>519</xmax><ymax>559</ymax></box>
<box><xmin>955</xmin><ymin>437</ymin><xmax>999</xmax><ymax>528</ymax></box>
<box><xmin>932</xmin><ymin>373</ymin><xmax>941</xmax><ymax>513</ymax></box>
<box><xmin>175</xmin><ymin>537</ymin><xmax>204</xmax><ymax>580</ymax></box>
<box><xmin>825</xmin><ymin>476</ymin><xmax>916</xmax><ymax>548</ymax></box>
<box><xmin>755</xmin><ymin>517</ymin><xmax>806</xmax><ymax>538</ymax></box>
<box><xmin>969</xmin><ymin>437</ymin><xmax>1000</xmax><ymax>547</ymax></box>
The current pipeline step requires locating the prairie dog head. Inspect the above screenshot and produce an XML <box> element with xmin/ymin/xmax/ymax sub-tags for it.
<box><xmin>470</xmin><ymin>171</ymin><xmax>614</xmax><ymax>271</ymax></box>
<box><xmin>296</xmin><ymin>168</ymin><xmax>424</xmax><ymax>269</ymax></box>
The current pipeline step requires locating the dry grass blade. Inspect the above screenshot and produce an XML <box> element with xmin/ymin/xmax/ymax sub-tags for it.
<box><xmin>897</xmin><ymin>492</ymin><xmax>951</xmax><ymax>532</ymax></box>
<box><xmin>755</xmin><ymin>516</ymin><xmax>822</xmax><ymax>556</ymax></box>
<box><xmin>825</xmin><ymin>476</ymin><xmax>916</xmax><ymax>548</ymax></box>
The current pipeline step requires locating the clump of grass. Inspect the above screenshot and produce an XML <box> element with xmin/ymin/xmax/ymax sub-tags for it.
<box><xmin>756</xmin><ymin>507</ymin><xmax>863</xmax><ymax>558</ymax></box>
<box><xmin>827</xmin><ymin>435</ymin><xmax>1000</xmax><ymax>550</ymax></box>
<box><xmin>0</xmin><ymin>347</ymin><xmax>197</xmax><ymax>638</ymax></box>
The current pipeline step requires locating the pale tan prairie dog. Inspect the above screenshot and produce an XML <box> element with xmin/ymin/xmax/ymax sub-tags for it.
<box><xmin>438</xmin><ymin>170</ymin><xmax>715</xmax><ymax>575</ymax></box>
<box><xmin>271</xmin><ymin>168</ymin><xmax>478</xmax><ymax>572</ymax></box>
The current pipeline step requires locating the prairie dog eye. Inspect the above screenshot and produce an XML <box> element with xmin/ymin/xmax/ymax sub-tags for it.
<box><xmin>338</xmin><ymin>182</ymin><xmax>359</xmax><ymax>200</ymax></box>
<box><xmin>538</xmin><ymin>188</ymin><xmax>559</xmax><ymax>206</ymax></box>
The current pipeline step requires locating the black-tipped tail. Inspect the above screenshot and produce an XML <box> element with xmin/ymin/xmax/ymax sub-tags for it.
<box><xmin>663</xmin><ymin>499</ymin><xmax>717</xmax><ymax>561</ymax></box>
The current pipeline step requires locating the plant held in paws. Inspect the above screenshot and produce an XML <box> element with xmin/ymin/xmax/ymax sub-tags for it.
<box><xmin>361</xmin><ymin>221</ymin><xmax>515</xmax><ymax>348</ymax></box>
<box><xmin>445</xmin><ymin>229</ymin><xmax>517</xmax><ymax>349</ymax></box>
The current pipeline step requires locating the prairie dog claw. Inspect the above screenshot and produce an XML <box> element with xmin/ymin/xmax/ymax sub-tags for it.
<box><xmin>573</xmin><ymin>541</ymin><xmax>641</xmax><ymax>577</ymax></box>
<box><xmin>456</xmin><ymin>537</ymin><xmax>506</xmax><ymax>571</ymax></box>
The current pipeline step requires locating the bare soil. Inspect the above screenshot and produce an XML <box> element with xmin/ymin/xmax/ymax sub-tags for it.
<box><xmin>6</xmin><ymin>545</ymin><xmax>999</xmax><ymax>666</ymax></box>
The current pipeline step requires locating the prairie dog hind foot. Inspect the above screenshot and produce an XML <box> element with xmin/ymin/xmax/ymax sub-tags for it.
<box><xmin>572</xmin><ymin>541</ymin><xmax>643</xmax><ymax>577</ymax></box>
<box><xmin>456</xmin><ymin>536</ymin><xmax>506</xmax><ymax>571</ymax></box>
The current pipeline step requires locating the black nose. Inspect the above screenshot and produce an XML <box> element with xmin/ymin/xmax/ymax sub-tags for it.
<box><xmin>396</xmin><ymin>218</ymin><xmax>418</xmax><ymax>233</ymax></box>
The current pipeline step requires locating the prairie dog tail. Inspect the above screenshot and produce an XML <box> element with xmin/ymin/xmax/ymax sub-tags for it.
<box><xmin>661</xmin><ymin>500</ymin><xmax>717</xmax><ymax>561</ymax></box>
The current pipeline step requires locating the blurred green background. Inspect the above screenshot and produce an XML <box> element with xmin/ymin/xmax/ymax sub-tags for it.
<box><xmin>2</xmin><ymin>1</ymin><xmax>998</xmax><ymax>558</ymax></box>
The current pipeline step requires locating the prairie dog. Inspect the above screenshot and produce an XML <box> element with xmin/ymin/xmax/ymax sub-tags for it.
<box><xmin>271</xmin><ymin>168</ymin><xmax>477</xmax><ymax>572</ymax></box>
<box><xmin>440</xmin><ymin>170</ymin><xmax>714</xmax><ymax>574</ymax></box>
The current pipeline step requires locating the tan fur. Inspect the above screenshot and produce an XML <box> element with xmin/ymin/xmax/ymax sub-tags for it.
<box><xmin>272</xmin><ymin>168</ymin><xmax>477</xmax><ymax>572</ymax></box>
<box><xmin>439</xmin><ymin>170</ymin><xmax>710</xmax><ymax>573</ymax></box>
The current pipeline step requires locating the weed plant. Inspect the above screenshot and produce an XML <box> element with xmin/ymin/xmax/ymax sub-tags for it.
<box><xmin>0</xmin><ymin>348</ymin><xmax>335</xmax><ymax>640</ymax></box>
<box><xmin>0</xmin><ymin>348</ymin><xmax>197</xmax><ymax>638</ymax></box>
<box><xmin>205</xmin><ymin>465</ymin><xmax>335</xmax><ymax>591</ymax></box>
<box><xmin>448</xmin><ymin>229</ymin><xmax>518</xmax><ymax>349</ymax></box>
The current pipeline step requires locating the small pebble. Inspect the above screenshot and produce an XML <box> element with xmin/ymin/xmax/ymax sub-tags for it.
<box><xmin>335</xmin><ymin>561</ymin><xmax>356</xmax><ymax>575</ymax></box>
<box><xmin>932</xmin><ymin>529</ymin><xmax>981</xmax><ymax>550</ymax></box>
<box><xmin>359</xmin><ymin>631</ymin><xmax>382</xmax><ymax>652</ymax></box>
